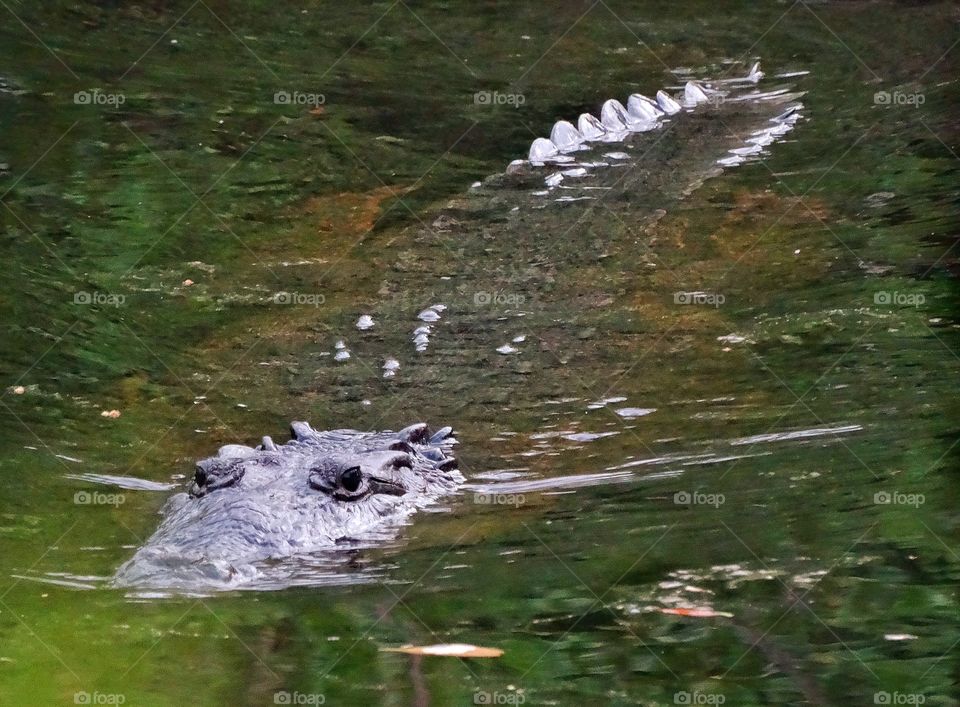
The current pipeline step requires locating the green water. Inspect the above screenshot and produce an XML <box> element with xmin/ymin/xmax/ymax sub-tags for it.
<box><xmin>1</xmin><ymin>1</ymin><xmax>958</xmax><ymax>704</ymax></box>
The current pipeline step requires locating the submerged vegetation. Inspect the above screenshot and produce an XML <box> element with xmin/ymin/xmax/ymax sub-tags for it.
<box><xmin>0</xmin><ymin>1</ymin><xmax>958</xmax><ymax>704</ymax></box>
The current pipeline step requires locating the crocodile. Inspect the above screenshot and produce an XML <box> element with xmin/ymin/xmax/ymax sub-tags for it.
<box><xmin>113</xmin><ymin>422</ymin><xmax>461</xmax><ymax>590</ymax></box>
<box><xmin>114</xmin><ymin>61</ymin><xmax>803</xmax><ymax>590</ymax></box>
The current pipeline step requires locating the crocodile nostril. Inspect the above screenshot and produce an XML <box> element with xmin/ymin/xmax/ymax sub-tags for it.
<box><xmin>396</xmin><ymin>423</ymin><xmax>429</xmax><ymax>444</ymax></box>
<box><xmin>389</xmin><ymin>453</ymin><xmax>413</xmax><ymax>470</ymax></box>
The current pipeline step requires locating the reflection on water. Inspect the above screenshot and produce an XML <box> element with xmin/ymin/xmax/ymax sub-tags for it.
<box><xmin>1</xmin><ymin>0</ymin><xmax>959</xmax><ymax>704</ymax></box>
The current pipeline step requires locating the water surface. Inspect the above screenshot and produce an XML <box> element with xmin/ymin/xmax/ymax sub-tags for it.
<box><xmin>1</xmin><ymin>1</ymin><xmax>958</xmax><ymax>704</ymax></box>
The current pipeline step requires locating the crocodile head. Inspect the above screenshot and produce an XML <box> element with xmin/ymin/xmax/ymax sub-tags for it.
<box><xmin>113</xmin><ymin>422</ymin><xmax>462</xmax><ymax>590</ymax></box>
<box><xmin>189</xmin><ymin>422</ymin><xmax>457</xmax><ymax>501</ymax></box>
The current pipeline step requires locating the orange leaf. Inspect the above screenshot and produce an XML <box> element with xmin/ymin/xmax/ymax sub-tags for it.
<box><xmin>380</xmin><ymin>643</ymin><xmax>503</xmax><ymax>658</ymax></box>
<box><xmin>659</xmin><ymin>607</ymin><xmax>732</xmax><ymax>618</ymax></box>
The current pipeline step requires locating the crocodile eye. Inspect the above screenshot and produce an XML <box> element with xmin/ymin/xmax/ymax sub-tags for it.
<box><xmin>339</xmin><ymin>466</ymin><xmax>362</xmax><ymax>493</ymax></box>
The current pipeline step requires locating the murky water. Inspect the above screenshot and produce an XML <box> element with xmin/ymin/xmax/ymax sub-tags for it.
<box><xmin>1</xmin><ymin>1</ymin><xmax>958</xmax><ymax>704</ymax></box>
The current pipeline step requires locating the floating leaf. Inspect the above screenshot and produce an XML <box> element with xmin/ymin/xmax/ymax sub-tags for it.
<box><xmin>380</xmin><ymin>643</ymin><xmax>503</xmax><ymax>658</ymax></box>
<box><xmin>658</xmin><ymin>607</ymin><xmax>732</xmax><ymax>618</ymax></box>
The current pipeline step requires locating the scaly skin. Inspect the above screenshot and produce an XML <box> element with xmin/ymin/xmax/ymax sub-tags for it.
<box><xmin>114</xmin><ymin>422</ymin><xmax>461</xmax><ymax>590</ymax></box>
